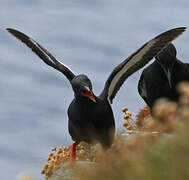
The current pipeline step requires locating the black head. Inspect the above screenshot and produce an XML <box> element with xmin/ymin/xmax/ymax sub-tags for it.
<box><xmin>155</xmin><ymin>43</ymin><xmax>177</xmax><ymax>88</ymax></box>
<box><xmin>71</xmin><ymin>74</ymin><xmax>96</xmax><ymax>102</ymax></box>
<box><xmin>156</xmin><ymin>43</ymin><xmax>177</xmax><ymax>70</ymax></box>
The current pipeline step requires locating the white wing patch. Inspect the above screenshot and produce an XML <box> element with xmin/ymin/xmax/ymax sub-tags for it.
<box><xmin>108</xmin><ymin>38</ymin><xmax>157</xmax><ymax>100</ymax></box>
<box><xmin>29</xmin><ymin>38</ymin><xmax>53</xmax><ymax>63</ymax></box>
<box><xmin>30</xmin><ymin>38</ymin><xmax>73</xmax><ymax>73</ymax></box>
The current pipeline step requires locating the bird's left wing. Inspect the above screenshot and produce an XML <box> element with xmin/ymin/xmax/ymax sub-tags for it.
<box><xmin>7</xmin><ymin>28</ymin><xmax>75</xmax><ymax>82</ymax></box>
<box><xmin>99</xmin><ymin>27</ymin><xmax>186</xmax><ymax>104</ymax></box>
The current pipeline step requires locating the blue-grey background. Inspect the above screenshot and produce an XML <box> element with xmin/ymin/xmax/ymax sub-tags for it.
<box><xmin>1</xmin><ymin>0</ymin><xmax>189</xmax><ymax>179</ymax></box>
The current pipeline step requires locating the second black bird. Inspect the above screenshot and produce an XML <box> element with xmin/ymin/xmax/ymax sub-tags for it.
<box><xmin>138</xmin><ymin>43</ymin><xmax>189</xmax><ymax>110</ymax></box>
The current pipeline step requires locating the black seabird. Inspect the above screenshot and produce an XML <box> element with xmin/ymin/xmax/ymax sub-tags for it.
<box><xmin>138</xmin><ymin>43</ymin><xmax>189</xmax><ymax>110</ymax></box>
<box><xmin>7</xmin><ymin>27</ymin><xmax>185</xmax><ymax>165</ymax></box>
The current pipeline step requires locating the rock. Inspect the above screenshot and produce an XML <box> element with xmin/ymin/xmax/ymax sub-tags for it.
<box><xmin>49</xmin><ymin>161</ymin><xmax>96</xmax><ymax>180</ymax></box>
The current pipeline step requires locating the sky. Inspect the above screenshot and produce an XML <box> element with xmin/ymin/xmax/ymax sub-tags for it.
<box><xmin>0</xmin><ymin>0</ymin><xmax>189</xmax><ymax>179</ymax></box>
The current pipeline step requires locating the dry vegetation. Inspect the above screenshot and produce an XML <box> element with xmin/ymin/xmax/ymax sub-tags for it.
<box><xmin>41</xmin><ymin>82</ymin><xmax>189</xmax><ymax>180</ymax></box>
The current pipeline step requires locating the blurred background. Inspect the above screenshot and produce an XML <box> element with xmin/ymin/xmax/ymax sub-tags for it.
<box><xmin>1</xmin><ymin>0</ymin><xmax>189</xmax><ymax>179</ymax></box>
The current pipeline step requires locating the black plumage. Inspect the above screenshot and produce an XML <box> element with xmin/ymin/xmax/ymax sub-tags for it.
<box><xmin>138</xmin><ymin>43</ymin><xmax>189</xmax><ymax>109</ymax></box>
<box><xmin>68</xmin><ymin>74</ymin><xmax>115</xmax><ymax>148</ymax></box>
<box><xmin>7</xmin><ymin>27</ymin><xmax>185</xmax><ymax>164</ymax></box>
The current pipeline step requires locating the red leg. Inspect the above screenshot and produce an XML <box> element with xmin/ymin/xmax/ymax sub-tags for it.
<box><xmin>70</xmin><ymin>141</ymin><xmax>79</xmax><ymax>166</ymax></box>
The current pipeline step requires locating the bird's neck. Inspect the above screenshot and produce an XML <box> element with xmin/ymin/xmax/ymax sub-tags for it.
<box><xmin>157</xmin><ymin>56</ymin><xmax>176</xmax><ymax>72</ymax></box>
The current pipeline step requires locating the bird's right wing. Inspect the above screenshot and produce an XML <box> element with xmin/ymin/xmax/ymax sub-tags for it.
<box><xmin>100</xmin><ymin>27</ymin><xmax>186</xmax><ymax>104</ymax></box>
<box><xmin>7</xmin><ymin>28</ymin><xmax>75</xmax><ymax>82</ymax></box>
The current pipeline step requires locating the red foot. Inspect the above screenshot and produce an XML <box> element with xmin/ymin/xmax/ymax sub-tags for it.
<box><xmin>70</xmin><ymin>141</ymin><xmax>79</xmax><ymax>166</ymax></box>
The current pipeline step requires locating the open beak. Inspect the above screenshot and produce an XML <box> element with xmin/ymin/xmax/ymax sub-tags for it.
<box><xmin>82</xmin><ymin>86</ymin><xmax>96</xmax><ymax>103</ymax></box>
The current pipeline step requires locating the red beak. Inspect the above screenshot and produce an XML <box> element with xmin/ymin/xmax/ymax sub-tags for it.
<box><xmin>81</xmin><ymin>88</ymin><xmax>96</xmax><ymax>103</ymax></box>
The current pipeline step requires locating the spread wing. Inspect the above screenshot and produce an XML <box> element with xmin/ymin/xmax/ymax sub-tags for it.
<box><xmin>99</xmin><ymin>27</ymin><xmax>186</xmax><ymax>104</ymax></box>
<box><xmin>7</xmin><ymin>28</ymin><xmax>75</xmax><ymax>82</ymax></box>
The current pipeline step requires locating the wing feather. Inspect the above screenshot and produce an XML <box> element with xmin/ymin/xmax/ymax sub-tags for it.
<box><xmin>100</xmin><ymin>27</ymin><xmax>186</xmax><ymax>103</ymax></box>
<box><xmin>7</xmin><ymin>28</ymin><xmax>75</xmax><ymax>81</ymax></box>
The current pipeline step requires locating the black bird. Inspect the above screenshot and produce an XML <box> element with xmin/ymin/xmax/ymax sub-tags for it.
<box><xmin>138</xmin><ymin>43</ymin><xmax>189</xmax><ymax>110</ymax></box>
<box><xmin>7</xmin><ymin>27</ymin><xmax>185</xmax><ymax>165</ymax></box>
